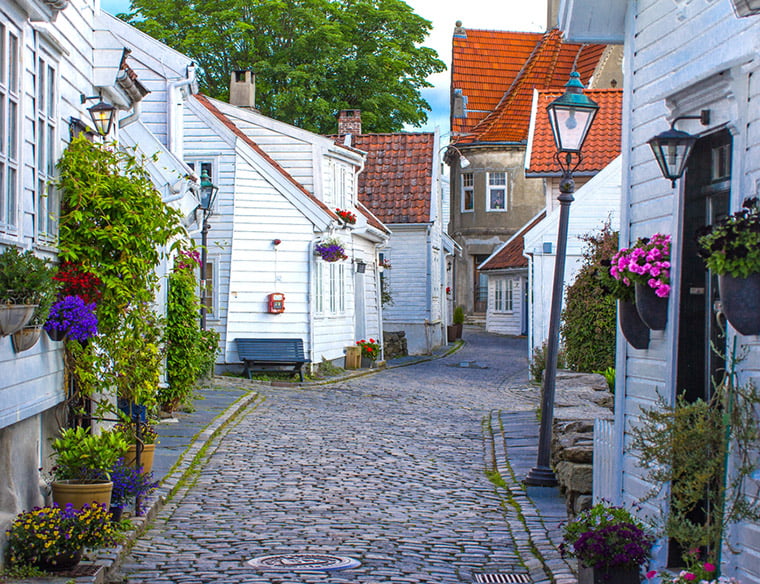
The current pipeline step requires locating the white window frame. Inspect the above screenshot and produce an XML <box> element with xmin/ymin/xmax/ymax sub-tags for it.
<box><xmin>35</xmin><ymin>45</ymin><xmax>58</xmax><ymax>244</ymax></box>
<box><xmin>493</xmin><ymin>277</ymin><xmax>515</xmax><ymax>312</ymax></box>
<box><xmin>202</xmin><ymin>256</ymin><xmax>219</xmax><ymax>321</ymax></box>
<box><xmin>0</xmin><ymin>19</ymin><xmax>21</xmax><ymax>237</ymax></box>
<box><xmin>316</xmin><ymin>259</ymin><xmax>346</xmax><ymax>316</ymax></box>
<box><xmin>486</xmin><ymin>171</ymin><xmax>507</xmax><ymax>212</ymax></box>
<box><xmin>185</xmin><ymin>158</ymin><xmax>219</xmax><ymax>211</ymax></box>
<box><xmin>461</xmin><ymin>172</ymin><xmax>474</xmax><ymax>212</ymax></box>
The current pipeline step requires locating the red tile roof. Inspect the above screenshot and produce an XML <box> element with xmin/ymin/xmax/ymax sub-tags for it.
<box><xmin>452</xmin><ymin>27</ymin><xmax>606</xmax><ymax>144</ymax></box>
<box><xmin>349</xmin><ymin>133</ymin><xmax>436</xmax><ymax>224</ymax></box>
<box><xmin>480</xmin><ymin>211</ymin><xmax>546</xmax><ymax>270</ymax></box>
<box><xmin>451</xmin><ymin>28</ymin><xmax>544</xmax><ymax>137</ymax></box>
<box><xmin>526</xmin><ymin>89</ymin><xmax>622</xmax><ymax>175</ymax></box>
<box><xmin>193</xmin><ymin>94</ymin><xmax>342</xmax><ymax>223</ymax></box>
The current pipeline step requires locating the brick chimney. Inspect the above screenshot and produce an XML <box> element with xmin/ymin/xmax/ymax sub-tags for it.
<box><xmin>337</xmin><ymin>109</ymin><xmax>362</xmax><ymax>135</ymax></box>
<box><xmin>229</xmin><ymin>70</ymin><xmax>256</xmax><ymax>109</ymax></box>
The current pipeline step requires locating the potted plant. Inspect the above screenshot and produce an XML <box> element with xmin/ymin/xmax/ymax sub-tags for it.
<box><xmin>697</xmin><ymin>196</ymin><xmax>760</xmax><ymax>334</ymax></box>
<box><xmin>356</xmin><ymin>338</ymin><xmax>380</xmax><ymax>368</ymax></box>
<box><xmin>603</xmin><ymin>251</ymin><xmax>649</xmax><ymax>350</ymax></box>
<box><xmin>610</xmin><ymin>233</ymin><xmax>671</xmax><ymax>330</ymax></box>
<box><xmin>561</xmin><ymin>501</ymin><xmax>654</xmax><ymax>584</ymax></box>
<box><xmin>114</xmin><ymin>420</ymin><xmax>159</xmax><ymax>475</ymax></box>
<box><xmin>108</xmin><ymin>457</ymin><xmax>158</xmax><ymax>521</ymax></box>
<box><xmin>335</xmin><ymin>208</ymin><xmax>357</xmax><ymax>226</ymax></box>
<box><xmin>0</xmin><ymin>247</ymin><xmax>58</xmax><ymax>337</ymax></box>
<box><xmin>43</xmin><ymin>294</ymin><xmax>99</xmax><ymax>343</ymax></box>
<box><xmin>450</xmin><ymin>305</ymin><xmax>465</xmax><ymax>340</ymax></box>
<box><xmin>314</xmin><ymin>237</ymin><xmax>348</xmax><ymax>262</ymax></box>
<box><xmin>4</xmin><ymin>502</ymin><xmax>117</xmax><ymax>572</ymax></box>
<box><xmin>48</xmin><ymin>426</ymin><xmax>129</xmax><ymax>509</ymax></box>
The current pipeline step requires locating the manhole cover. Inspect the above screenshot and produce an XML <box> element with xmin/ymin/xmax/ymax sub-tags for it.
<box><xmin>246</xmin><ymin>553</ymin><xmax>361</xmax><ymax>571</ymax></box>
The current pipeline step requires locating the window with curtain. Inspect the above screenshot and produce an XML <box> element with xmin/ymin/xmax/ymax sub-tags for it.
<box><xmin>0</xmin><ymin>20</ymin><xmax>20</xmax><ymax>235</ymax></box>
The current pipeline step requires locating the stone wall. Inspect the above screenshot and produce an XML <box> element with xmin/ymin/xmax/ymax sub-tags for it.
<box><xmin>383</xmin><ymin>331</ymin><xmax>408</xmax><ymax>359</ymax></box>
<box><xmin>548</xmin><ymin>371</ymin><xmax>614</xmax><ymax>518</ymax></box>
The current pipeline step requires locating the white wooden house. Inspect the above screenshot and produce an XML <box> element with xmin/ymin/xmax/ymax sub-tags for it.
<box><xmin>183</xmin><ymin>92</ymin><xmax>389</xmax><ymax>370</ymax></box>
<box><xmin>0</xmin><ymin>0</ymin><xmax>198</xmax><ymax>563</ymax></box>
<box><xmin>338</xmin><ymin>112</ymin><xmax>449</xmax><ymax>354</ymax></box>
<box><xmin>560</xmin><ymin>0</ymin><xmax>760</xmax><ymax>580</ymax></box>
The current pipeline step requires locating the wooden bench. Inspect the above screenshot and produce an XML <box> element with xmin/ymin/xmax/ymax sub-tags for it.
<box><xmin>234</xmin><ymin>338</ymin><xmax>310</xmax><ymax>382</ymax></box>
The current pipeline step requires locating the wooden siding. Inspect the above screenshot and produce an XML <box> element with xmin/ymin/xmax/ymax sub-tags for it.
<box><xmin>621</xmin><ymin>1</ymin><xmax>760</xmax><ymax>579</ymax></box>
<box><xmin>485</xmin><ymin>274</ymin><xmax>525</xmax><ymax>336</ymax></box>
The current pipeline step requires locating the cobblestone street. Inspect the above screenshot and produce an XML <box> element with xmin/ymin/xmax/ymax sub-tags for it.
<box><xmin>114</xmin><ymin>330</ymin><xmax>558</xmax><ymax>584</ymax></box>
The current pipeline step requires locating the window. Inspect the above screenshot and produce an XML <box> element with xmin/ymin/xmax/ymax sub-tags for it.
<box><xmin>315</xmin><ymin>260</ymin><xmax>346</xmax><ymax>315</ymax></box>
<box><xmin>328</xmin><ymin>160</ymin><xmax>352</xmax><ymax>209</ymax></box>
<box><xmin>201</xmin><ymin>259</ymin><xmax>217</xmax><ymax>318</ymax></box>
<box><xmin>186</xmin><ymin>160</ymin><xmax>214</xmax><ymax>182</ymax></box>
<box><xmin>487</xmin><ymin>172</ymin><xmax>507</xmax><ymax>211</ymax></box>
<box><xmin>35</xmin><ymin>52</ymin><xmax>58</xmax><ymax>242</ymax></box>
<box><xmin>0</xmin><ymin>21</ymin><xmax>20</xmax><ymax>235</ymax></box>
<box><xmin>461</xmin><ymin>172</ymin><xmax>474</xmax><ymax>211</ymax></box>
<box><xmin>493</xmin><ymin>278</ymin><xmax>514</xmax><ymax>312</ymax></box>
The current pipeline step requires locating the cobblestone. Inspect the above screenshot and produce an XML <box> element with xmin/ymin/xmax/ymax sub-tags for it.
<box><xmin>96</xmin><ymin>327</ymin><xmax>577</xmax><ymax>584</ymax></box>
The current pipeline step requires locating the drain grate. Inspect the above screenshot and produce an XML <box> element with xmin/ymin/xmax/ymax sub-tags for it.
<box><xmin>475</xmin><ymin>574</ymin><xmax>531</xmax><ymax>584</ymax></box>
<box><xmin>247</xmin><ymin>553</ymin><xmax>361</xmax><ymax>572</ymax></box>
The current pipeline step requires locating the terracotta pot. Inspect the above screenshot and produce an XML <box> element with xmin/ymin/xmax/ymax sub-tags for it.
<box><xmin>618</xmin><ymin>300</ymin><xmax>650</xmax><ymax>349</ymax></box>
<box><xmin>11</xmin><ymin>325</ymin><xmax>43</xmax><ymax>352</ymax></box>
<box><xmin>51</xmin><ymin>480</ymin><xmax>113</xmax><ymax>510</ymax></box>
<box><xmin>635</xmin><ymin>283</ymin><xmax>668</xmax><ymax>330</ymax></box>
<box><xmin>719</xmin><ymin>273</ymin><xmax>760</xmax><ymax>335</ymax></box>
<box><xmin>447</xmin><ymin>325</ymin><xmax>458</xmax><ymax>342</ymax></box>
<box><xmin>124</xmin><ymin>443</ymin><xmax>156</xmax><ymax>475</ymax></box>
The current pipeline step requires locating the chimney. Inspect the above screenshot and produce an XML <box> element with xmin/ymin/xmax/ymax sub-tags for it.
<box><xmin>337</xmin><ymin>109</ymin><xmax>362</xmax><ymax>135</ymax></box>
<box><xmin>230</xmin><ymin>70</ymin><xmax>256</xmax><ymax>109</ymax></box>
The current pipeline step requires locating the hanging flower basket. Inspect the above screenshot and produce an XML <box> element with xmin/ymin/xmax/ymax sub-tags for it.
<box><xmin>335</xmin><ymin>208</ymin><xmax>357</xmax><ymax>226</ymax></box>
<box><xmin>0</xmin><ymin>303</ymin><xmax>36</xmax><ymax>336</ymax></box>
<box><xmin>618</xmin><ymin>300</ymin><xmax>650</xmax><ymax>349</ymax></box>
<box><xmin>315</xmin><ymin>238</ymin><xmax>348</xmax><ymax>262</ymax></box>
<box><xmin>718</xmin><ymin>273</ymin><xmax>760</xmax><ymax>335</ymax></box>
<box><xmin>635</xmin><ymin>283</ymin><xmax>668</xmax><ymax>330</ymax></box>
<box><xmin>12</xmin><ymin>325</ymin><xmax>43</xmax><ymax>352</ymax></box>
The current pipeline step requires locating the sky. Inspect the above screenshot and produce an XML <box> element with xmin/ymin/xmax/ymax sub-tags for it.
<box><xmin>99</xmin><ymin>0</ymin><xmax>546</xmax><ymax>134</ymax></box>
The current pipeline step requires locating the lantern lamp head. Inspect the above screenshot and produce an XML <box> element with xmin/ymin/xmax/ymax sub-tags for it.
<box><xmin>546</xmin><ymin>72</ymin><xmax>599</xmax><ymax>154</ymax></box>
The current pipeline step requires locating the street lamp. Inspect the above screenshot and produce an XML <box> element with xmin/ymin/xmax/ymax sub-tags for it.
<box><xmin>80</xmin><ymin>94</ymin><xmax>116</xmax><ymax>136</ymax></box>
<box><xmin>198</xmin><ymin>170</ymin><xmax>219</xmax><ymax>330</ymax></box>
<box><xmin>648</xmin><ymin>110</ymin><xmax>710</xmax><ymax>187</ymax></box>
<box><xmin>524</xmin><ymin>72</ymin><xmax>598</xmax><ymax>487</ymax></box>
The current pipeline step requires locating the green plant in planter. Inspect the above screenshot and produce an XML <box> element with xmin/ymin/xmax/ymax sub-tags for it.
<box><xmin>50</xmin><ymin>427</ymin><xmax>129</xmax><ymax>482</ymax></box>
<box><xmin>697</xmin><ymin>197</ymin><xmax>760</xmax><ymax>277</ymax></box>
<box><xmin>453</xmin><ymin>305</ymin><xmax>465</xmax><ymax>325</ymax></box>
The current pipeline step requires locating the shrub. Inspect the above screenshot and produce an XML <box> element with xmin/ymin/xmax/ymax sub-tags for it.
<box><xmin>560</xmin><ymin>223</ymin><xmax>618</xmax><ymax>373</ymax></box>
<box><xmin>529</xmin><ymin>340</ymin><xmax>567</xmax><ymax>383</ymax></box>
<box><xmin>453</xmin><ymin>305</ymin><xmax>465</xmax><ymax>325</ymax></box>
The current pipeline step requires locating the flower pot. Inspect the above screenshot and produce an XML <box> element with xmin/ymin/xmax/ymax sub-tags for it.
<box><xmin>578</xmin><ymin>563</ymin><xmax>640</xmax><ymax>584</ymax></box>
<box><xmin>361</xmin><ymin>356</ymin><xmax>376</xmax><ymax>368</ymax></box>
<box><xmin>718</xmin><ymin>273</ymin><xmax>760</xmax><ymax>335</ymax></box>
<box><xmin>453</xmin><ymin>323</ymin><xmax>463</xmax><ymax>339</ymax></box>
<box><xmin>11</xmin><ymin>325</ymin><xmax>43</xmax><ymax>352</ymax></box>
<box><xmin>124</xmin><ymin>443</ymin><xmax>156</xmax><ymax>475</ymax></box>
<box><xmin>110</xmin><ymin>506</ymin><xmax>124</xmax><ymax>522</ymax></box>
<box><xmin>35</xmin><ymin>548</ymin><xmax>83</xmax><ymax>572</ymax></box>
<box><xmin>447</xmin><ymin>325</ymin><xmax>458</xmax><ymax>342</ymax></box>
<box><xmin>618</xmin><ymin>300</ymin><xmax>650</xmax><ymax>350</ymax></box>
<box><xmin>51</xmin><ymin>480</ymin><xmax>113</xmax><ymax>510</ymax></box>
<box><xmin>635</xmin><ymin>283</ymin><xmax>668</xmax><ymax>330</ymax></box>
<box><xmin>0</xmin><ymin>303</ymin><xmax>36</xmax><ymax>336</ymax></box>
<box><xmin>46</xmin><ymin>326</ymin><xmax>67</xmax><ymax>342</ymax></box>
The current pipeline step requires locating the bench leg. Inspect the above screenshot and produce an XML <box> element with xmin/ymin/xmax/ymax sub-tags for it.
<box><xmin>297</xmin><ymin>364</ymin><xmax>304</xmax><ymax>382</ymax></box>
<box><xmin>243</xmin><ymin>362</ymin><xmax>252</xmax><ymax>380</ymax></box>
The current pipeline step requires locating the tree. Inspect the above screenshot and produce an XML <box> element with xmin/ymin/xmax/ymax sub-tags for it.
<box><xmin>122</xmin><ymin>0</ymin><xmax>445</xmax><ymax>133</ymax></box>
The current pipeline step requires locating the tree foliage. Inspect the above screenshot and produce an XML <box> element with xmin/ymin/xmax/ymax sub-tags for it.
<box><xmin>122</xmin><ymin>0</ymin><xmax>445</xmax><ymax>134</ymax></box>
<box><xmin>560</xmin><ymin>223</ymin><xmax>618</xmax><ymax>373</ymax></box>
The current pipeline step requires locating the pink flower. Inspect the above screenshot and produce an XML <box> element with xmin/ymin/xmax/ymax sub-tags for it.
<box><xmin>683</xmin><ymin>573</ymin><xmax>696</xmax><ymax>581</ymax></box>
<box><xmin>647</xmin><ymin>571</ymin><xmax>657</xmax><ymax>580</ymax></box>
<box><xmin>703</xmin><ymin>563</ymin><xmax>716</xmax><ymax>573</ymax></box>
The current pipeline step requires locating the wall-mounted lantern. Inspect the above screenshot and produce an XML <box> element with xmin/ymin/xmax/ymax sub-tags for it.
<box><xmin>648</xmin><ymin>110</ymin><xmax>710</xmax><ymax>187</ymax></box>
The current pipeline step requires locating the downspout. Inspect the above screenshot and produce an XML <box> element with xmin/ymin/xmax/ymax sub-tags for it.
<box><xmin>119</xmin><ymin>99</ymin><xmax>141</xmax><ymax>129</ymax></box>
<box><xmin>424</xmin><ymin>224</ymin><xmax>434</xmax><ymax>354</ymax></box>
<box><xmin>309</xmin><ymin>235</ymin><xmax>320</xmax><ymax>371</ymax></box>
<box><xmin>375</xmin><ymin>242</ymin><xmax>385</xmax><ymax>362</ymax></box>
<box><xmin>167</xmin><ymin>66</ymin><xmax>197</xmax><ymax>154</ymax></box>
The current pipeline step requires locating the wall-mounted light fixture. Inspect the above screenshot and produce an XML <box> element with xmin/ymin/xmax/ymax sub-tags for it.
<box><xmin>198</xmin><ymin>170</ymin><xmax>219</xmax><ymax>331</ymax></box>
<box><xmin>730</xmin><ymin>0</ymin><xmax>760</xmax><ymax>17</ymax></box>
<box><xmin>443</xmin><ymin>144</ymin><xmax>471</xmax><ymax>168</ymax></box>
<box><xmin>648</xmin><ymin>110</ymin><xmax>710</xmax><ymax>187</ymax></box>
<box><xmin>80</xmin><ymin>94</ymin><xmax>116</xmax><ymax>136</ymax></box>
<box><xmin>355</xmin><ymin>260</ymin><xmax>367</xmax><ymax>274</ymax></box>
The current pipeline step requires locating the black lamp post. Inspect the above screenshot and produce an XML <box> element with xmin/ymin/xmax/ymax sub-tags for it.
<box><xmin>648</xmin><ymin>110</ymin><xmax>710</xmax><ymax>187</ymax></box>
<box><xmin>198</xmin><ymin>170</ymin><xmax>219</xmax><ymax>330</ymax></box>
<box><xmin>524</xmin><ymin>72</ymin><xmax>598</xmax><ymax>487</ymax></box>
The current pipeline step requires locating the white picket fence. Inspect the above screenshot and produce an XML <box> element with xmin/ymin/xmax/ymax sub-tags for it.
<box><xmin>593</xmin><ymin>418</ymin><xmax>616</xmax><ymax>503</ymax></box>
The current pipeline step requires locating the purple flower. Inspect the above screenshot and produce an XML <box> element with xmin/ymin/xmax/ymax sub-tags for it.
<box><xmin>44</xmin><ymin>295</ymin><xmax>99</xmax><ymax>341</ymax></box>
